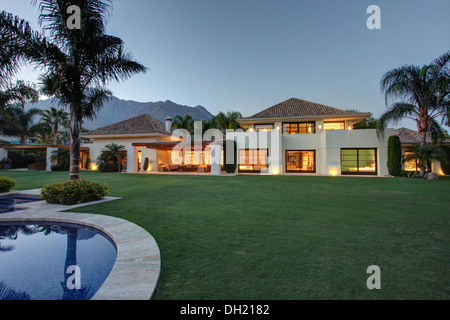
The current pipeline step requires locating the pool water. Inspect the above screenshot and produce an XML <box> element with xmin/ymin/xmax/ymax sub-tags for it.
<box><xmin>0</xmin><ymin>195</ymin><xmax>43</xmax><ymax>214</ymax></box>
<box><xmin>0</xmin><ymin>222</ymin><xmax>117</xmax><ymax>300</ymax></box>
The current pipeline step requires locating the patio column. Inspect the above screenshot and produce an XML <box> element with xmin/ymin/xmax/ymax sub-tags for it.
<box><xmin>46</xmin><ymin>147</ymin><xmax>58</xmax><ymax>172</ymax></box>
<box><xmin>210</xmin><ymin>143</ymin><xmax>222</xmax><ymax>176</ymax></box>
<box><xmin>126</xmin><ymin>146</ymin><xmax>139</xmax><ymax>174</ymax></box>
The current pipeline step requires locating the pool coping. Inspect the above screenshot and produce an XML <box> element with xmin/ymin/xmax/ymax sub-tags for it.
<box><xmin>0</xmin><ymin>189</ymin><xmax>161</xmax><ymax>300</ymax></box>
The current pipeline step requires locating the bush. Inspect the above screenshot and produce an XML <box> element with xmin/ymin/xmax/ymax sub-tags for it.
<box><xmin>51</xmin><ymin>163</ymin><xmax>69</xmax><ymax>171</ymax></box>
<box><xmin>223</xmin><ymin>139</ymin><xmax>237</xmax><ymax>174</ymax></box>
<box><xmin>98</xmin><ymin>162</ymin><xmax>119</xmax><ymax>172</ymax></box>
<box><xmin>0</xmin><ymin>176</ymin><xmax>17</xmax><ymax>193</ymax></box>
<box><xmin>388</xmin><ymin>135</ymin><xmax>402</xmax><ymax>176</ymax></box>
<box><xmin>41</xmin><ymin>179</ymin><xmax>109</xmax><ymax>205</ymax></box>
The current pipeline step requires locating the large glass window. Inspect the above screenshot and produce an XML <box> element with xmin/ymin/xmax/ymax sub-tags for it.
<box><xmin>238</xmin><ymin>149</ymin><xmax>268</xmax><ymax>173</ymax></box>
<box><xmin>254</xmin><ymin>124</ymin><xmax>274</xmax><ymax>132</ymax></box>
<box><xmin>341</xmin><ymin>148</ymin><xmax>377</xmax><ymax>175</ymax></box>
<box><xmin>324</xmin><ymin>121</ymin><xmax>345</xmax><ymax>130</ymax></box>
<box><xmin>286</xmin><ymin>150</ymin><xmax>316</xmax><ymax>173</ymax></box>
<box><xmin>282</xmin><ymin>122</ymin><xmax>315</xmax><ymax>134</ymax></box>
<box><xmin>404</xmin><ymin>152</ymin><xmax>419</xmax><ymax>171</ymax></box>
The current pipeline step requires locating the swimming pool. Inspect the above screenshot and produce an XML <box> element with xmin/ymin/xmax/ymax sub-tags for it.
<box><xmin>0</xmin><ymin>195</ymin><xmax>43</xmax><ymax>214</ymax></box>
<box><xmin>0</xmin><ymin>221</ymin><xmax>117</xmax><ymax>300</ymax></box>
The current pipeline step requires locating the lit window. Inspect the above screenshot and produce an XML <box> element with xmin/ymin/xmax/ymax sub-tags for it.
<box><xmin>254</xmin><ymin>124</ymin><xmax>274</xmax><ymax>132</ymax></box>
<box><xmin>238</xmin><ymin>149</ymin><xmax>268</xmax><ymax>173</ymax></box>
<box><xmin>324</xmin><ymin>121</ymin><xmax>345</xmax><ymax>130</ymax></box>
<box><xmin>341</xmin><ymin>148</ymin><xmax>377</xmax><ymax>175</ymax></box>
<box><xmin>286</xmin><ymin>150</ymin><xmax>316</xmax><ymax>173</ymax></box>
<box><xmin>404</xmin><ymin>152</ymin><xmax>419</xmax><ymax>171</ymax></box>
<box><xmin>282</xmin><ymin>122</ymin><xmax>315</xmax><ymax>134</ymax></box>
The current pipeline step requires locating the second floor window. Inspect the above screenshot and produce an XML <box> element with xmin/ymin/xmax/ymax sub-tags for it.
<box><xmin>282</xmin><ymin>122</ymin><xmax>315</xmax><ymax>134</ymax></box>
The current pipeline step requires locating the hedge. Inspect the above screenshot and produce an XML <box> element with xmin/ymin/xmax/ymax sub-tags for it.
<box><xmin>41</xmin><ymin>179</ymin><xmax>109</xmax><ymax>205</ymax></box>
<box><xmin>388</xmin><ymin>135</ymin><xmax>402</xmax><ymax>176</ymax></box>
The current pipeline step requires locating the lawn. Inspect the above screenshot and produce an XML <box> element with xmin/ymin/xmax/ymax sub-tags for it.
<box><xmin>2</xmin><ymin>171</ymin><xmax>449</xmax><ymax>299</ymax></box>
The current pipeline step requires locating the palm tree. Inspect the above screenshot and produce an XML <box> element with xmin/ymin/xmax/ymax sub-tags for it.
<box><xmin>172</xmin><ymin>114</ymin><xmax>195</xmax><ymax>133</ymax></box>
<box><xmin>404</xmin><ymin>144</ymin><xmax>447</xmax><ymax>174</ymax></box>
<box><xmin>0</xmin><ymin>106</ymin><xmax>42</xmax><ymax>145</ymax></box>
<box><xmin>0</xmin><ymin>81</ymin><xmax>39</xmax><ymax>110</ymax></box>
<box><xmin>98</xmin><ymin>143</ymin><xmax>127</xmax><ymax>172</ymax></box>
<box><xmin>0</xmin><ymin>1</ymin><xmax>146</xmax><ymax>181</ymax></box>
<box><xmin>213</xmin><ymin>111</ymin><xmax>243</xmax><ymax>132</ymax></box>
<box><xmin>378</xmin><ymin>51</ymin><xmax>450</xmax><ymax>176</ymax></box>
<box><xmin>40</xmin><ymin>107</ymin><xmax>69</xmax><ymax>145</ymax></box>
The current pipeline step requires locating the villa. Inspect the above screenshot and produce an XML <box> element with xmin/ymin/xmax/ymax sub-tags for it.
<box><xmin>81</xmin><ymin>98</ymin><xmax>395</xmax><ymax>176</ymax></box>
<box><xmin>228</xmin><ymin>98</ymin><xmax>395</xmax><ymax>176</ymax></box>
<box><xmin>2</xmin><ymin>98</ymin><xmax>446</xmax><ymax>176</ymax></box>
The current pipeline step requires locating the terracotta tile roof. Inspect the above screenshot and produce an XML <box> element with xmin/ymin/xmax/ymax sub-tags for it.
<box><xmin>241</xmin><ymin>98</ymin><xmax>371</xmax><ymax>119</ymax></box>
<box><xmin>395</xmin><ymin>127</ymin><xmax>434</xmax><ymax>144</ymax></box>
<box><xmin>84</xmin><ymin>114</ymin><xmax>169</xmax><ymax>136</ymax></box>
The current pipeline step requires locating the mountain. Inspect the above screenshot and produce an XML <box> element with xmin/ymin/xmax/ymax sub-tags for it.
<box><xmin>25</xmin><ymin>96</ymin><xmax>215</xmax><ymax>130</ymax></box>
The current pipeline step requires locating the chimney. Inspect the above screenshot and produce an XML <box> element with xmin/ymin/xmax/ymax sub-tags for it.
<box><xmin>165</xmin><ymin>117</ymin><xmax>172</xmax><ymax>133</ymax></box>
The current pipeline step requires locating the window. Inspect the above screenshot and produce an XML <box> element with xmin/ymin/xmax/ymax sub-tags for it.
<box><xmin>341</xmin><ymin>148</ymin><xmax>377</xmax><ymax>175</ymax></box>
<box><xmin>404</xmin><ymin>152</ymin><xmax>419</xmax><ymax>171</ymax></box>
<box><xmin>282</xmin><ymin>122</ymin><xmax>315</xmax><ymax>134</ymax></box>
<box><xmin>254</xmin><ymin>124</ymin><xmax>274</xmax><ymax>132</ymax></box>
<box><xmin>286</xmin><ymin>150</ymin><xmax>316</xmax><ymax>173</ymax></box>
<box><xmin>324</xmin><ymin>121</ymin><xmax>345</xmax><ymax>130</ymax></box>
<box><xmin>238</xmin><ymin>149</ymin><xmax>268</xmax><ymax>173</ymax></box>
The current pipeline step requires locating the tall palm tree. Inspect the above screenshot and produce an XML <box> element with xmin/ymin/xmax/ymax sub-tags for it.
<box><xmin>172</xmin><ymin>114</ymin><xmax>195</xmax><ymax>133</ymax></box>
<box><xmin>0</xmin><ymin>106</ymin><xmax>42</xmax><ymax>145</ymax></box>
<box><xmin>40</xmin><ymin>106</ymin><xmax>69</xmax><ymax>145</ymax></box>
<box><xmin>378</xmin><ymin>51</ymin><xmax>450</xmax><ymax>175</ymax></box>
<box><xmin>0</xmin><ymin>1</ymin><xmax>147</xmax><ymax>181</ymax></box>
<box><xmin>0</xmin><ymin>81</ymin><xmax>39</xmax><ymax>110</ymax></box>
<box><xmin>213</xmin><ymin>111</ymin><xmax>243</xmax><ymax>132</ymax></box>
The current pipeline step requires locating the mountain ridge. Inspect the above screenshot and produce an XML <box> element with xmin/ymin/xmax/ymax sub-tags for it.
<box><xmin>25</xmin><ymin>96</ymin><xmax>215</xmax><ymax>130</ymax></box>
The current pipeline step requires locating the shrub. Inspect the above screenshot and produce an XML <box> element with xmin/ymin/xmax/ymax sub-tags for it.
<box><xmin>98</xmin><ymin>162</ymin><xmax>119</xmax><ymax>172</ymax></box>
<box><xmin>223</xmin><ymin>139</ymin><xmax>237</xmax><ymax>174</ymax></box>
<box><xmin>41</xmin><ymin>179</ymin><xmax>109</xmax><ymax>205</ymax></box>
<box><xmin>388</xmin><ymin>135</ymin><xmax>402</xmax><ymax>176</ymax></box>
<box><xmin>0</xmin><ymin>176</ymin><xmax>17</xmax><ymax>193</ymax></box>
<box><xmin>51</xmin><ymin>163</ymin><xmax>69</xmax><ymax>171</ymax></box>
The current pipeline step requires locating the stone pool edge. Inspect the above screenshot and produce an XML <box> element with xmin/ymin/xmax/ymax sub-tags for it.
<box><xmin>0</xmin><ymin>189</ymin><xmax>161</xmax><ymax>300</ymax></box>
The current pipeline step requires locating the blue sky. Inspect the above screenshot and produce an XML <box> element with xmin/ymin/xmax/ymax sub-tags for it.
<box><xmin>2</xmin><ymin>0</ymin><xmax>450</xmax><ymax>129</ymax></box>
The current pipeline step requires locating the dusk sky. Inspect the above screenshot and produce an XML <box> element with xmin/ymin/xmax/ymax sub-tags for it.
<box><xmin>2</xmin><ymin>0</ymin><xmax>450</xmax><ymax>130</ymax></box>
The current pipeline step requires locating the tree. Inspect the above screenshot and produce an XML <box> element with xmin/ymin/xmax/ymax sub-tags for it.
<box><xmin>0</xmin><ymin>106</ymin><xmax>42</xmax><ymax>144</ymax></box>
<box><xmin>172</xmin><ymin>115</ymin><xmax>195</xmax><ymax>133</ymax></box>
<box><xmin>387</xmin><ymin>135</ymin><xmax>402</xmax><ymax>176</ymax></box>
<box><xmin>0</xmin><ymin>1</ymin><xmax>146</xmax><ymax>181</ymax></box>
<box><xmin>404</xmin><ymin>144</ymin><xmax>447</xmax><ymax>174</ymax></box>
<box><xmin>40</xmin><ymin>107</ymin><xmax>69</xmax><ymax>145</ymax></box>
<box><xmin>378</xmin><ymin>51</ymin><xmax>450</xmax><ymax>176</ymax></box>
<box><xmin>98</xmin><ymin>143</ymin><xmax>126</xmax><ymax>172</ymax></box>
<box><xmin>213</xmin><ymin>111</ymin><xmax>243</xmax><ymax>132</ymax></box>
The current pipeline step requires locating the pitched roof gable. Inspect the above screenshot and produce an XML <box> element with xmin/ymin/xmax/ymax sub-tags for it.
<box><xmin>242</xmin><ymin>98</ymin><xmax>371</xmax><ymax>120</ymax></box>
<box><xmin>395</xmin><ymin>127</ymin><xmax>433</xmax><ymax>144</ymax></box>
<box><xmin>84</xmin><ymin>114</ymin><xmax>169</xmax><ymax>136</ymax></box>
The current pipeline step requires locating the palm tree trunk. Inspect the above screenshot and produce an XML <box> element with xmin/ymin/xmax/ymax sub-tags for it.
<box><xmin>69</xmin><ymin>103</ymin><xmax>82</xmax><ymax>181</ymax></box>
<box><xmin>419</xmin><ymin>131</ymin><xmax>427</xmax><ymax>178</ymax></box>
<box><xmin>53</xmin><ymin>123</ymin><xmax>59</xmax><ymax>146</ymax></box>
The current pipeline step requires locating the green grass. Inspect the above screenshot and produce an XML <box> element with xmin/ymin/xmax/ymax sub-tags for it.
<box><xmin>2</xmin><ymin>171</ymin><xmax>449</xmax><ymax>299</ymax></box>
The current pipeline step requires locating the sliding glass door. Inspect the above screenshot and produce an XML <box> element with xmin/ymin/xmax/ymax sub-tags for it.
<box><xmin>341</xmin><ymin>148</ymin><xmax>377</xmax><ymax>175</ymax></box>
<box><xmin>238</xmin><ymin>149</ymin><xmax>269</xmax><ymax>173</ymax></box>
<box><xmin>285</xmin><ymin>150</ymin><xmax>316</xmax><ymax>173</ymax></box>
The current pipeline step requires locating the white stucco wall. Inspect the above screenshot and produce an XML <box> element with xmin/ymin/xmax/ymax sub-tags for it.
<box><xmin>227</xmin><ymin>128</ymin><xmax>395</xmax><ymax>176</ymax></box>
